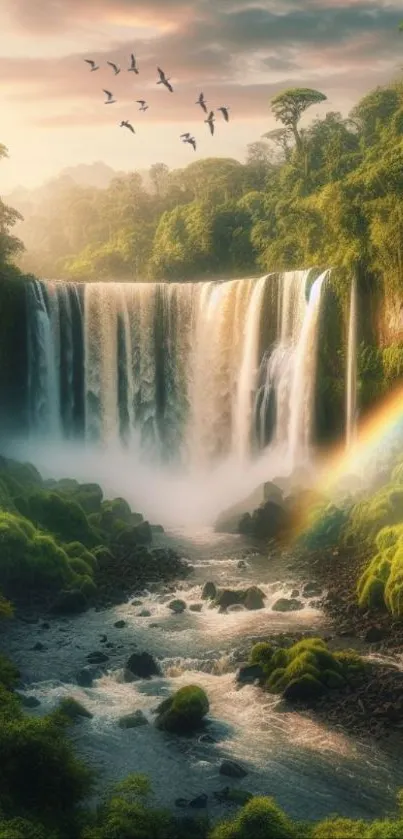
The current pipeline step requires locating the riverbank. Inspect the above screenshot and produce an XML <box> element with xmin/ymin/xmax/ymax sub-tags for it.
<box><xmin>4</xmin><ymin>525</ymin><xmax>403</xmax><ymax>828</ymax></box>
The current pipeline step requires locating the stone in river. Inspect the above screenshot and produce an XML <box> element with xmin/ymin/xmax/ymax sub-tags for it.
<box><xmin>219</xmin><ymin>760</ymin><xmax>248</xmax><ymax>779</ymax></box>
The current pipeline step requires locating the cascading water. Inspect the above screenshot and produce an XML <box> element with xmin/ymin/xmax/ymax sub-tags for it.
<box><xmin>19</xmin><ymin>270</ymin><xmax>344</xmax><ymax>522</ymax></box>
<box><xmin>346</xmin><ymin>277</ymin><xmax>358</xmax><ymax>448</ymax></box>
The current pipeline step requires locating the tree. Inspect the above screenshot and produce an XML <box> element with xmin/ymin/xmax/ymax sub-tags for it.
<box><xmin>271</xmin><ymin>88</ymin><xmax>327</xmax><ymax>153</ymax></box>
<box><xmin>0</xmin><ymin>144</ymin><xmax>24</xmax><ymax>265</ymax></box>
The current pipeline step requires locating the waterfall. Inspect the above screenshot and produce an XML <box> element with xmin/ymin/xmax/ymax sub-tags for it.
<box><xmin>346</xmin><ymin>276</ymin><xmax>358</xmax><ymax>448</ymax></box>
<box><xmin>24</xmin><ymin>272</ymin><xmax>328</xmax><ymax>476</ymax></box>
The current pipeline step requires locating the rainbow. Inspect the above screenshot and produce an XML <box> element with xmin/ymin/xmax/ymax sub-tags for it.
<box><xmin>294</xmin><ymin>383</ymin><xmax>403</xmax><ymax>538</ymax></box>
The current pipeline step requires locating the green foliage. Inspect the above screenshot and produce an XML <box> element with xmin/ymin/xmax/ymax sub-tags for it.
<box><xmin>357</xmin><ymin>522</ymin><xmax>403</xmax><ymax>617</ymax></box>
<box><xmin>210</xmin><ymin>796</ymin><xmax>297</xmax><ymax>839</ymax></box>
<box><xmin>0</xmin><ymin>655</ymin><xmax>19</xmax><ymax>689</ymax></box>
<box><xmin>249</xmin><ymin>638</ymin><xmax>363</xmax><ymax>702</ymax></box>
<box><xmin>57</xmin><ymin>696</ymin><xmax>93</xmax><ymax>722</ymax></box>
<box><xmin>25</xmin><ymin>490</ymin><xmax>98</xmax><ymax>547</ymax></box>
<box><xmin>155</xmin><ymin>685</ymin><xmax>209</xmax><ymax>733</ymax></box>
<box><xmin>81</xmin><ymin>773</ymin><xmax>176</xmax><ymax>839</ymax></box>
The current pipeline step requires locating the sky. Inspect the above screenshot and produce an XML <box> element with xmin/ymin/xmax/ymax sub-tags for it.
<box><xmin>1</xmin><ymin>0</ymin><xmax>402</xmax><ymax>191</ymax></box>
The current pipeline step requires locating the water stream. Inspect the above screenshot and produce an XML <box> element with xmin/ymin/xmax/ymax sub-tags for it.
<box><xmin>6</xmin><ymin>528</ymin><xmax>403</xmax><ymax>824</ymax></box>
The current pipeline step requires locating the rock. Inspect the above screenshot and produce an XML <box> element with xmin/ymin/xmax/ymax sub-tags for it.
<box><xmin>118</xmin><ymin>710</ymin><xmax>149</xmax><ymax>729</ymax></box>
<box><xmin>125</xmin><ymin>651</ymin><xmax>161</xmax><ymax>679</ymax></box>
<box><xmin>105</xmin><ymin>642</ymin><xmax>115</xmax><ymax>649</ymax></box>
<box><xmin>50</xmin><ymin>589</ymin><xmax>88</xmax><ymax>615</ymax></box>
<box><xmin>131</xmin><ymin>600</ymin><xmax>143</xmax><ymax>607</ymax></box>
<box><xmin>100</xmin><ymin>634</ymin><xmax>108</xmax><ymax>643</ymax></box>
<box><xmin>240</xmin><ymin>500</ymin><xmax>289</xmax><ymax>540</ymax></box>
<box><xmin>290</xmin><ymin>589</ymin><xmax>300</xmax><ymax>599</ymax></box>
<box><xmin>302</xmin><ymin>582</ymin><xmax>322</xmax><ymax>598</ymax></box>
<box><xmin>198</xmin><ymin>733</ymin><xmax>217</xmax><ymax>744</ymax></box>
<box><xmin>151</xmin><ymin>524</ymin><xmax>165</xmax><ymax>534</ymax></box>
<box><xmin>272</xmin><ymin>598</ymin><xmax>303</xmax><ymax>613</ymax></box>
<box><xmin>364</xmin><ymin>626</ymin><xmax>387</xmax><ymax>643</ymax></box>
<box><xmin>236</xmin><ymin>664</ymin><xmax>264</xmax><ymax>685</ymax></box>
<box><xmin>238</xmin><ymin>513</ymin><xmax>252</xmax><ymax>535</ymax></box>
<box><xmin>155</xmin><ymin>685</ymin><xmax>209</xmax><ymax>733</ymax></box>
<box><xmin>138</xmin><ymin>609</ymin><xmax>151</xmax><ymax>618</ymax></box>
<box><xmin>214</xmin><ymin>788</ymin><xmax>253</xmax><ymax>805</ymax></box>
<box><xmin>244</xmin><ymin>586</ymin><xmax>266</xmax><ymax>611</ymax></box>
<box><xmin>58</xmin><ymin>697</ymin><xmax>93</xmax><ymax>720</ymax></box>
<box><xmin>215</xmin><ymin>590</ymin><xmax>244</xmax><ymax>610</ymax></box>
<box><xmin>189</xmin><ymin>794</ymin><xmax>208</xmax><ymax>809</ymax></box>
<box><xmin>76</xmin><ymin>667</ymin><xmax>95</xmax><ymax>688</ymax></box>
<box><xmin>175</xmin><ymin>798</ymin><xmax>189</xmax><ymax>808</ymax></box>
<box><xmin>114</xmin><ymin>620</ymin><xmax>126</xmax><ymax>629</ymax></box>
<box><xmin>32</xmin><ymin>641</ymin><xmax>45</xmax><ymax>651</ymax></box>
<box><xmin>18</xmin><ymin>694</ymin><xmax>41</xmax><ymax>708</ymax></box>
<box><xmin>283</xmin><ymin>675</ymin><xmax>325</xmax><ymax>703</ymax></box>
<box><xmin>237</xmin><ymin>560</ymin><xmax>247</xmax><ymax>570</ymax></box>
<box><xmin>168</xmin><ymin>599</ymin><xmax>187</xmax><ymax>614</ymax></box>
<box><xmin>202</xmin><ymin>582</ymin><xmax>217</xmax><ymax>600</ymax></box>
<box><xmin>87</xmin><ymin>651</ymin><xmax>109</xmax><ymax>664</ymax></box>
<box><xmin>219</xmin><ymin>760</ymin><xmax>248</xmax><ymax>779</ymax></box>
<box><xmin>263</xmin><ymin>481</ymin><xmax>284</xmax><ymax>504</ymax></box>
<box><xmin>189</xmin><ymin>603</ymin><xmax>203</xmax><ymax>613</ymax></box>
<box><xmin>228</xmin><ymin>604</ymin><xmax>245</xmax><ymax>613</ymax></box>
<box><xmin>123</xmin><ymin>668</ymin><xmax>139</xmax><ymax>683</ymax></box>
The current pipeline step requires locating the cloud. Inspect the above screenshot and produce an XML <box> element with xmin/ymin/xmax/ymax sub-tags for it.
<box><xmin>1</xmin><ymin>0</ymin><xmax>402</xmax><ymax>132</ymax></box>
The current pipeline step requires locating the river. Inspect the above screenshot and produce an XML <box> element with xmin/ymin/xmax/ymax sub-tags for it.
<box><xmin>5</xmin><ymin>527</ymin><xmax>403</xmax><ymax>824</ymax></box>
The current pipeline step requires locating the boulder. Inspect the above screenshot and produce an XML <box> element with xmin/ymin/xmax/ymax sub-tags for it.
<box><xmin>247</xmin><ymin>500</ymin><xmax>289</xmax><ymax>540</ymax></box>
<box><xmin>202</xmin><ymin>582</ymin><xmax>217</xmax><ymax>600</ymax></box>
<box><xmin>76</xmin><ymin>667</ymin><xmax>95</xmax><ymax>688</ymax></box>
<box><xmin>125</xmin><ymin>651</ymin><xmax>161</xmax><ymax>679</ymax></box>
<box><xmin>17</xmin><ymin>694</ymin><xmax>41</xmax><ymax>708</ymax></box>
<box><xmin>236</xmin><ymin>664</ymin><xmax>264</xmax><ymax>685</ymax></box>
<box><xmin>118</xmin><ymin>710</ymin><xmax>149</xmax><ymax>729</ymax></box>
<box><xmin>244</xmin><ymin>586</ymin><xmax>266</xmax><ymax>611</ymax></box>
<box><xmin>114</xmin><ymin>620</ymin><xmax>126</xmax><ymax>629</ymax></box>
<box><xmin>151</xmin><ymin>524</ymin><xmax>165</xmax><ymax>534</ymax></box>
<box><xmin>87</xmin><ymin>651</ymin><xmax>109</xmax><ymax>664</ymax></box>
<box><xmin>168</xmin><ymin>599</ymin><xmax>187</xmax><ymax>614</ymax></box>
<box><xmin>263</xmin><ymin>481</ymin><xmax>284</xmax><ymax>504</ymax></box>
<box><xmin>215</xmin><ymin>590</ymin><xmax>244</xmax><ymax>610</ymax></box>
<box><xmin>238</xmin><ymin>513</ymin><xmax>253</xmax><ymax>535</ymax></box>
<box><xmin>283</xmin><ymin>675</ymin><xmax>325</xmax><ymax>703</ymax></box>
<box><xmin>138</xmin><ymin>610</ymin><xmax>151</xmax><ymax>617</ymax></box>
<box><xmin>58</xmin><ymin>697</ymin><xmax>93</xmax><ymax>720</ymax></box>
<box><xmin>272</xmin><ymin>598</ymin><xmax>303</xmax><ymax>613</ymax></box>
<box><xmin>189</xmin><ymin>603</ymin><xmax>203</xmax><ymax>612</ymax></box>
<box><xmin>155</xmin><ymin>685</ymin><xmax>209</xmax><ymax>733</ymax></box>
<box><xmin>219</xmin><ymin>760</ymin><xmax>248</xmax><ymax>779</ymax></box>
<box><xmin>50</xmin><ymin>589</ymin><xmax>88</xmax><ymax>615</ymax></box>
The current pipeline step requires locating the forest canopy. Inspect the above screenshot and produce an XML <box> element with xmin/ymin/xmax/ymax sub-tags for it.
<box><xmin>2</xmin><ymin>77</ymin><xmax>403</xmax><ymax>290</ymax></box>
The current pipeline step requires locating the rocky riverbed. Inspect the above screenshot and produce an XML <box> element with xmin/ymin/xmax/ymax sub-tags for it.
<box><xmin>4</xmin><ymin>526</ymin><xmax>403</xmax><ymax>825</ymax></box>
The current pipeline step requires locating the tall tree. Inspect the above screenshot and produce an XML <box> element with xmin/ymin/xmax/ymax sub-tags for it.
<box><xmin>270</xmin><ymin>88</ymin><xmax>327</xmax><ymax>153</ymax></box>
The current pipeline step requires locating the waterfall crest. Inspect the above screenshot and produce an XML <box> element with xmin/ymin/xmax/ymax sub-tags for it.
<box><xmin>25</xmin><ymin>271</ymin><xmax>336</xmax><ymax>475</ymax></box>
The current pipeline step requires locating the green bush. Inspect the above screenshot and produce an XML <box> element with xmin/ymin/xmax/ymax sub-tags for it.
<box><xmin>344</xmin><ymin>486</ymin><xmax>403</xmax><ymax>548</ymax></box>
<box><xmin>0</xmin><ymin>655</ymin><xmax>19</xmax><ymax>689</ymax></box>
<box><xmin>249</xmin><ymin>638</ymin><xmax>363</xmax><ymax>703</ymax></box>
<box><xmin>0</xmin><ymin>713</ymin><xmax>92</xmax><ymax>824</ymax></box>
<box><xmin>155</xmin><ymin>685</ymin><xmax>209</xmax><ymax>734</ymax></box>
<box><xmin>25</xmin><ymin>490</ymin><xmax>98</xmax><ymax>548</ymax></box>
<box><xmin>81</xmin><ymin>774</ymin><xmax>176</xmax><ymax>839</ymax></box>
<box><xmin>0</xmin><ymin>511</ymin><xmax>74</xmax><ymax>593</ymax></box>
<box><xmin>357</xmin><ymin>524</ymin><xmax>403</xmax><ymax>617</ymax></box>
<box><xmin>210</xmin><ymin>796</ymin><xmax>297</xmax><ymax>839</ymax></box>
<box><xmin>0</xmin><ymin>816</ymin><xmax>57</xmax><ymax>839</ymax></box>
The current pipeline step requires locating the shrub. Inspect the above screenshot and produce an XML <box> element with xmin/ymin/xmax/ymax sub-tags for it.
<box><xmin>249</xmin><ymin>638</ymin><xmax>363</xmax><ymax>703</ymax></box>
<box><xmin>26</xmin><ymin>491</ymin><xmax>98</xmax><ymax>547</ymax></box>
<box><xmin>210</xmin><ymin>796</ymin><xmax>297</xmax><ymax>839</ymax></box>
<box><xmin>81</xmin><ymin>774</ymin><xmax>176</xmax><ymax>839</ymax></box>
<box><xmin>0</xmin><ymin>654</ymin><xmax>19</xmax><ymax>689</ymax></box>
<box><xmin>155</xmin><ymin>685</ymin><xmax>209</xmax><ymax>733</ymax></box>
<box><xmin>0</xmin><ymin>816</ymin><xmax>57</xmax><ymax>839</ymax></box>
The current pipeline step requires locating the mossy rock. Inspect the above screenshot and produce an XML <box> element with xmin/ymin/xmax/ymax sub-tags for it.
<box><xmin>57</xmin><ymin>696</ymin><xmax>93</xmax><ymax>721</ymax></box>
<box><xmin>155</xmin><ymin>685</ymin><xmax>209</xmax><ymax>734</ymax></box>
<box><xmin>249</xmin><ymin>642</ymin><xmax>274</xmax><ymax>668</ymax></box>
<box><xmin>283</xmin><ymin>674</ymin><xmax>325</xmax><ymax>702</ymax></box>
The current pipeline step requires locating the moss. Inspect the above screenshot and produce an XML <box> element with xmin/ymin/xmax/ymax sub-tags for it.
<box><xmin>249</xmin><ymin>642</ymin><xmax>274</xmax><ymax>668</ymax></box>
<box><xmin>57</xmin><ymin>697</ymin><xmax>93</xmax><ymax>722</ymax></box>
<box><xmin>68</xmin><ymin>557</ymin><xmax>94</xmax><ymax>577</ymax></box>
<box><xmin>252</xmin><ymin>638</ymin><xmax>362</xmax><ymax>703</ymax></box>
<box><xmin>155</xmin><ymin>685</ymin><xmax>209</xmax><ymax>734</ymax></box>
<box><xmin>63</xmin><ymin>542</ymin><xmax>97</xmax><ymax>571</ymax></box>
<box><xmin>77</xmin><ymin>576</ymin><xmax>97</xmax><ymax>599</ymax></box>
<box><xmin>26</xmin><ymin>490</ymin><xmax>98</xmax><ymax>547</ymax></box>
<box><xmin>0</xmin><ymin>655</ymin><xmax>20</xmax><ymax>689</ymax></box>
<box><xmin>0</xmin><ymin>511</ymin><xmax>74</xmax><ymax>593</ymax></box>
<box><xmin>210</xmin><ymin>796</ymin><xmax>297</xmax><ymax>839</ymax></box>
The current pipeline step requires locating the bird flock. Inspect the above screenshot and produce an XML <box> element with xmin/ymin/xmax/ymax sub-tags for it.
<box><xmin>84</xmin><ymin>54</ymin><xmax>230</xmax><ymax>151</ymax></box>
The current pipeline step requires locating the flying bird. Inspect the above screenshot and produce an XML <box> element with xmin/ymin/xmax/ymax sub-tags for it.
<box><xmin>180</xmin><ymin>132</ymin><xmax>191</xmax><ymax>139</ymax></box>
<box><xmin>196</xmin><ymin>92</ymin><xmax>207</xmax><ymax>113</ymax></box>
<box><xmin>128</xmin><ymin>54</ymin><xmax>139</xmax><ymax>73</ymax></box>
<box><xmin>103</xmin><ymin>89</ymin><xmax>116</xmax><ymax>104</ymax></box>
<box><xmin>84</xmin><ymin>59</ymin><xmax>99</xmax><ymax>71</ymax></box>
<box><xmin>107</xmin><ymin>61</ymin><xmax>121</xmax><ymax>75</ymax></box>
<box><xmin>205</xmin><ymin>111</ymin><xmax>215</xmax><ymax>135</ymax></box>
<box><xmin>218</xmin><ymin>106</ymin><xmax>230</xmax><ymax>122</ymax></box>
<box><xmin>157</xmin><ymin>67</ymin><xmax>173</xmax><ymax>92</ymax></box>
<box><xmin>184</xmin><ymin>136</ymin><xmax>196</xmax><ymax>151</ymax></box>
<box><xmin>120</xmin><ymin>120</ymin><xmax>135</xmax><ymax>133</ymax></box>
<box><xmin>136</xmin><ymin>100</ymin><xmax>149</xmax><ymax>111</ymax></box>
